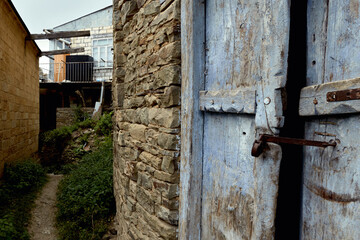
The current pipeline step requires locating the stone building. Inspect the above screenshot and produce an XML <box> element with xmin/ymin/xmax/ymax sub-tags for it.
<box><xmin>47</xmin><ymin>5</ymin><xmax>114</xmax><ymax>82</ymax></box>
<box><xmin>113</xmin><ymin>0</ymin><xmax>360</xmax><ymax>239</ymax></box>
<box><xmin>0</xmin><ymin>0</ymin><xmax>40</xmax><ymax>177</ymax></box>
<box><xmin>112</xmin><ymin>0</ymin><xmax>181</xmax><ymax>239</ymax></box>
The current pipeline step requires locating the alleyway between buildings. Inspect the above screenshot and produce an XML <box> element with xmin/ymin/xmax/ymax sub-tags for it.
<box><xmin>28</xmin><ymin>174</ymin><xmax>63</xmax><ymax>240</ymax></box>
<box><xmin>27</xmin><ymin>173</ymin><xmax>118</xmax><ymax>240</ymax></box>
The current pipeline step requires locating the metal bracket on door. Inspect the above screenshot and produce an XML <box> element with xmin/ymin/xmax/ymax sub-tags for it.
<box><xmin>251</xmin><ymin>134</ymin><xmax>337</xmax><ymax>157</ymax></box>
<box><xmin>327</xmin><ymin>88</ymin><xmax>360</xmax><ymax>102</ymax></box>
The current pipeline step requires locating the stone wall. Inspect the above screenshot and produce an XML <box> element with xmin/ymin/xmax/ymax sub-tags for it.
<box><xmin>0</xmin><ymin>0</ymin><xmax>40</xmax><ymax>177</ymax></box>
<box><xmin>112</xmin><ymin>0</ymin><xmax>181</xmax><ymax>239</ymax></box>
<box><xmin>56</xmin><ymin>108</ymin><xmax>94</xmax><ymax>128</ymax></box>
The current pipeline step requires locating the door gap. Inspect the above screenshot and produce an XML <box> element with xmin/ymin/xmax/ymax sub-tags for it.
<box><xmin>274</xmin><ymin>1</ymin><xmax>307</xmax><ymax>239</ymax></box>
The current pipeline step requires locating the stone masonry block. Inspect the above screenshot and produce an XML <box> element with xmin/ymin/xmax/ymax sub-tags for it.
<box><xmin>161</xmin><ymin>156</ymin><xmax>176</xmax><ymax>174</ymax></box>
<box><xmin>123</xmin><ymin>97</ymin><xmax>145</xmax><ymax>109</ymax></box>
<box><xmin>153</xmin><ymin>65</ymin><xmax>181</xmax><ymax>89</ymax></box>
<box><xmin>139</xmin><ymin>151</ymin><xmax>162</xmax><ymax>170</ymax></box>
<box><xmin>158</xmin><ymin>41</ymin><xmax>181</xmax><ymax>63</ymax></box>
<box><xmin>154</xmin><ymin>170</ymin><xmax>179</xmax><ymax>184</ymax></box>
<box><xmin>157</xmin><ymin>132</ymin><xmax>180</xmax><ymax>150</ymax></box>
<box><xmin>155</xmin><ymin>204</ymin><xmax>179</xmax><ymax>225</ymax></box>
<box><xmin>137</xmin><ymin>171</ymin><xmax>153</xmax><ymax>190</ymax></box>
<box><xmin>161</xmin><ymin>198</ymin><xmax>179</xmax><ymax>211</ymax></box>
<box><xmin>148</xmin><ymin>108</ymin><xmax>180</xmax><ymax>128</ymax></box>
<box><xmin>136</xmin><ymin>0</ymin><xmax>146</xmax><ymax>8</ymax></box>
<box><xmin>137</xmin><ymin>108</ymin><xmax>149</xmax><ymax>125</ymax></box>
<box><xmin>129</xmin><ymin>124</ymin><xmax>146</xmax><ymax>142</ymax></box>
<box><xmin>121</xmin><ymin>1</ymin><xmax>138</xmax><ymax>25</ymax></box>
<box><xmin>153</xmin><ymin>179</ymin><xmax>179</xmax><ymax>199</ymax></box>
<box><xmin>144</xmin><ymin>1</ymin><xmax>160</xmax><ymax>16</ymax></box>
<box><xmin>145</xmin><ymin>128</ymin><xmax>159</xmax><ymax>146</ymax></box>
<box><xmin>136</xmin><ymin>204</ymin><xmax>177</xmax><ymax>240</ymax></box>
<box><xmin>158</xmin><ymin>86</ymin><xmax>181</xmax><ymax>108</ymax></box>
<box><xmin>137</xmin><ymin>186</ymin><xmax>155</xmax><ymax>214</ymax></box>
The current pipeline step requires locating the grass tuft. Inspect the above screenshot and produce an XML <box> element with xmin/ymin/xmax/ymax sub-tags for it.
<box><xmin>56</xmin><ymin>138</ymin><xmax>115</xmax><ymax>240</ymax></box>
<box><xmin>0</xmin><ymin>160</ymin><xmax>47</xmax><ymax>240</ymax></box>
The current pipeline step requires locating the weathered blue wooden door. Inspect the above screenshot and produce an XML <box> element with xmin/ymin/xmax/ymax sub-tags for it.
<box><xmin>181</xmin><ymin>0</ymin><xmax>290</xmax><ymax>239</ymax></box>
<box><xmin>299</xmin><ymin>1</ymin><xmax>360</xmax><ymax>239</ymax></box>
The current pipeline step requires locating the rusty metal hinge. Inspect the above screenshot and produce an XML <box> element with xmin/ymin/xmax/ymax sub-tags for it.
<box><xmin>251</xmin><ymin>134</ymin><xmax>336</xmax><ymax>157</ymax></box>
<box><xmin>327</xmin><ymin>88</ymin><xmax>360</xmax><ymax>102</ymax></box>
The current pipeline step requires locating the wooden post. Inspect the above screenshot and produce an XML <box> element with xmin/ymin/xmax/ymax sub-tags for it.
<box><xmin>180</xmin><ymin>0</ymin><xmax>206</xmax><ymax>239</ymax></box>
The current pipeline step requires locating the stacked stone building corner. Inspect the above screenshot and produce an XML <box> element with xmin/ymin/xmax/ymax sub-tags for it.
<box><xmin>112</xmin><ymin>0</ymin><xmax>181</xmax><ymax>239</ymax></box>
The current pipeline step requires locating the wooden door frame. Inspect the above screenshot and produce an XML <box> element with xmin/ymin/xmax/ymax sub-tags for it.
<box><xmin>180</xmin><ymin>0</ymin><xmax>205</xmax><ymax>239</ymax></box>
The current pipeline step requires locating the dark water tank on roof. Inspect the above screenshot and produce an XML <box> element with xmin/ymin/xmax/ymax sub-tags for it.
<box><xmin>66</xmin><ymin>55</ymin><xmax>94</xmax><ymax>82</ymax></box>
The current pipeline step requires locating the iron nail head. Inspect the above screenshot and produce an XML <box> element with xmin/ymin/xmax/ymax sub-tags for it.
<box><xmin>264</xmin><ymin>97</ymin><xmax>271</xmax><ymax>105</ymax></box>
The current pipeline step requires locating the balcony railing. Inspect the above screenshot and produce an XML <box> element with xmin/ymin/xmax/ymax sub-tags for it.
<box><xmin>40</xmin><ymin>61</ymin><xmax>113</xmax><ymax>83</ymax></box>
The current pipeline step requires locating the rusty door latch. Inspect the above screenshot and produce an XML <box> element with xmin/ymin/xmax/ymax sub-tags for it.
<box><xmin>251</xmin><ymin>134</ymin><xmax>336</xmax><ymax>157</ymax></box>
<box><xmin>327</xmin><ymin>88</ymin><xmax>360</xmax><ymax>102</ymax></box>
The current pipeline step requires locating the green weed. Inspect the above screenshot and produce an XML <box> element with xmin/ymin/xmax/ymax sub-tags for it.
<box><xmin>73</xmin><ymin>106</ymin><xmax>91</xmax><ymax>123</ymax></box>
<box><xmin>56</xmin><ymin>138</ymin><xmax>115</xmax><ymax>240</ymax></box>
<box><xmin>94</xmin><ymin>111</ymin><xmax>113</xmax><ymax>136</ymax></box>
<box><xmin>0</xmin><ymin>160</ymin><xmax>47</xmax><ymax>240</ymax></box>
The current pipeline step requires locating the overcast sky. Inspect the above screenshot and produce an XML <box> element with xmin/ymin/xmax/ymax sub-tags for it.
<box><xmin>12</xmin><ymin>0</ymin><xmax>113</xmax><ymax>51</ymax></box>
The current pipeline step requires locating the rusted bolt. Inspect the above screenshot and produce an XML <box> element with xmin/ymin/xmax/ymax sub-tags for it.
<box><xmin>231</xmin><ymin>100</ymin><xmax>235</xmax><ymax>104</ymax></box>
<box><xmin>211</xmin><ymin>100</ymin><xmax>214</xmax><ymax>105</ymax></box>
<box><xmin>313</xmin><ymin>98</ymin><xmax>318</xmax><ymax>105</ymax></box>
<box><xmin>264</xmin><ymin>97</ymin><xmax>271</xmax><ymax>105</ymax></box>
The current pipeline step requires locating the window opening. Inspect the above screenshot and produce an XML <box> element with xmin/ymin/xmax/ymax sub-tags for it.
<box><xmin>92</xmin><ymin>38</ymin><xmax>113</xmax><ymax>68</ymax></box>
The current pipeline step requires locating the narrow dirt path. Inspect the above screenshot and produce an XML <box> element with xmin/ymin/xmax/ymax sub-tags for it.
<box><xmin>28</xmin><ymin>174</ymin><xmax>63</xmax><ymax>240</ymax></box>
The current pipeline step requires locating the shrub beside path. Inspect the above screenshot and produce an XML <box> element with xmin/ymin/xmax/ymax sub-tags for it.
<box><xmin>28</xmin><ymin>174</ymin><xmax>63</xmax><ymax>240</ymax></box>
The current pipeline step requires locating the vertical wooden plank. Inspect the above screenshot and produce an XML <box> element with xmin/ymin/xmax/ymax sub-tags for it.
<box><xmin>54</xmin><ymin>54</ymin><xmax>68</xmax><ymax>82</ymax></box>
<box><xmin>303</xmin><ymin>1</ymin><xmax>360</xmax><ymax>239</ymax></box>
<box><xmin>252</xmin><ymin>2</ymin><xmax>290</xmax><ymax>239</ymax></box>
<box><xmin>201</xmin><ymin>114</ymin><xmax>256</xmax><ymax>240</ymax></box>
<box><xmin>180</xmin><ymin>0</ymin><xmax>205</xmax><ymax>239</ymax></box>
<box><xmin>201</xmin><ymin>1</ymin><xmax>260</xmax><ymax>238</ymax></box>
<box><xmin>324</xmin><ymin>0</ymin><xmax>360</xmax><ymax>82</ymax></box>
<box><xmin>306</xmin><ymin>0</ymin><xmax>328</xmax><ymax>86</ymax></box>
<box><xmin>201</xmin><ymin>0</ymin><xmax>290</xmax><ymax>239</ymax></box>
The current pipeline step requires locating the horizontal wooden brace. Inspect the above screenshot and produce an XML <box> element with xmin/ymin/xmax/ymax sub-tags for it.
<box><xmin>27</xmin><ymin>30</ymin><xmax>90</xmax><ymax>40</ymax></box>
<box><xmin>299</xmin><ymin>77</ymin><xmax>360</xmax><ymax>116</ymax></box>
<box><xmin>39</xmin><ymin>48</ymin><xmax>85</xmax><ymax>57</ymax></box>
<box><xmin>199</xmin><ymin>89</ymin><xmax>256</xmax><ymax>114</ymax></box>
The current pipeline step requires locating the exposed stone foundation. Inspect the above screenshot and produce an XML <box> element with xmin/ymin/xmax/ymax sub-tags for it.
<box><xmin>56</xmin><ymin>108</ymin><xmax>94</xmax><ymax>128</ymax></box>
<box><xmin>112</xmin><ymin>0</ymin><xmax>181</xmax><ymax>239</ymax></box>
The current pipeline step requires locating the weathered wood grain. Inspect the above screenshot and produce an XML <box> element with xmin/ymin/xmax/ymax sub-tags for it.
<box><xmin>39</xmin><ymin>48</ymin><xmax>85</xmax><ymax>57</ymax></box>
<box><xmin>199</xmin><ymin>89</ymin><xmax>256</xmax><ymax>114</ymax></box>
<box><xmin>28</xmin><ymin>30</ymin><xmax>90</xmax><ymax>40</ymax></box>
<box><xmin>201</xmin><ymin>113</ymin><xmax>256</xmax><ymax>240</ymax></box>
<box><xmin>201</xmin><ymin>1</ymin><xmax>290</xmax><ymax>240</ymax></box>
<box><xmin>302</xmin><ymin>1</ymin><xmax>360</xmax><ymax>239</ymax></box>
<box><xmin>251</xmin><ymin>1</ymin><xmax>290</xmax><ymax>239</ymax></box>
<box><xmin>181</xmin><ymin>0</ymin><xmax>290</xmax><ymax>239</ymax></box>
<box><xmin>180</xmin><ymin>0</ymin><xmax>205</xmax><ymax>239</ymax></box>
<box><xmin>299</xmin><ymin>77</ymin><xmax>360</xmax><ymax>116</ymax></box>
